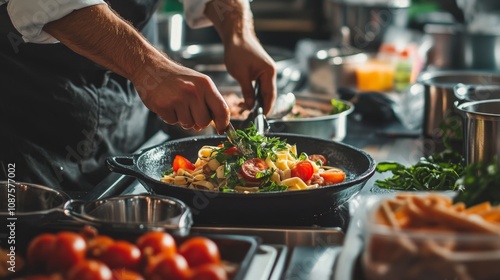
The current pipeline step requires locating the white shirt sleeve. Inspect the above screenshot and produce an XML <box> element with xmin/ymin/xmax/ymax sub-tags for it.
<box><xmin>179</xmin><ymin>0</ymin><xmax>213</xmax><ymax>29</ymax></box>
<box><xmin>5</xmin><ymin>0</ymin><xmax>107</xmax><ymax>44</ymax></box>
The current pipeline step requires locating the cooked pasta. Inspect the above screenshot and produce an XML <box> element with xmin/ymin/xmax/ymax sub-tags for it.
<box><xmin>160</xmin><ymin>126</ymin><xmax>346</xmax><ymax>193</ymax></box>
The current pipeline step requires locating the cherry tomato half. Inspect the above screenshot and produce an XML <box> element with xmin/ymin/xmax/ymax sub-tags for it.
<box><xmin>173</xmin><ymin>155</ymin><xmax>195</xmax><ymax>172</ymax></box>
<box><xmin>136</xmin><ymin>231</ymin><xmax>177</xmax><ymax>257</ymax></box>
<box><xmin>240</xmin><ymin>158</ymin><xmax>268</xmax><ymax>181</ymax></box>
<box><xmin>291</xmin><ymin>161</ymin><xmax>314</xmax><ymax>182</ymax></box>
<box><xmin>67</xmin><ymin>260</ymin><xmax>112</xmax><ymax>280</ymax></box>
<box><xmin>190</xmin><ymin>263</ymin><xmax>228</xmax><ymax>280</ymax></box>
<box><xmin>308</xmin><ymin>154</ymin><xmax>327</xmax><ymax>166</ymax></box>
<box><xmin>319</xmin><ymin>168</ymin><xmax>346</xmax><ymax>185</ymax></box>
<box><xmin>178</xmin><ymin>237</ymin><xmax>221</xmax><ymax>268</ymax></box>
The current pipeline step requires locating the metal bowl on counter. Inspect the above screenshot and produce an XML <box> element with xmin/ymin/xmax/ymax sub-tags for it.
<box><xmin>106</xmin><ymin>134</ymin><xmax>376</xmax><ymax>226</ymax></box>
<box><xmin>164</xmin><ymin>92</ymin><xmax>354</xmax><ymax>141</ymax></box>
<box><xmin>269</xmin><ymin>94</ymin><xmax>354</xmax><ymax>141</ymax></box>
<box><xmin>0</xmin><ymin>181</ymin><xmax>70</xmax><ymax>229</ymax></box>
<box><xmin>65</xmin><ymin>194</ymin><xmax>193</xmax><ymax>235</ymax></box>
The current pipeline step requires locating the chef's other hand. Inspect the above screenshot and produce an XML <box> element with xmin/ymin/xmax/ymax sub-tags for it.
<box><xmin>205</xmin><ymin>0</ymin><xmax>277</xmax><ymax>116</ymax></box>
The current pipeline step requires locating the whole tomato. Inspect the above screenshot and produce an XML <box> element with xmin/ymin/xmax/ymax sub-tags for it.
<box><xmin>98</xmin><ymin>241</ymin><xmax>142</xmax><ymax>271</ymax></box>
<box><xmin>190</xmin><ymin>263</ymin><xmax>228</xmax><ymax>280</ymax></box>
<box><xmin>66</xmin><ymin>260</ymin><xmax>112</xmax><ymax>280</ymax></box>
<box><xmin>27</xmin><ymin>231</ymin><xmax>87</xmax><ymax>273</ymax></box>
<box><xmin>178</xmin><ymin>237</ymin><xmax>221</xmax><ymax>268</ymax></box>
<box><xmin>146</xmin><ymin>253</ymin><xmax>191</xmax><ymax>280</ymax></box>
<box><xmin>136</xmin><ymin>231</ymin><xmax>177</xmax><ymax>257</ymax></box>
<box><xmin>26</xmin><ymin>233</ymin><xmax>57</xmax><ymax>271</ymax></box>
<box><xmin>49</xmin><ymin>232</ymin><xmax>87</xmax><ymax>273</ymax></box>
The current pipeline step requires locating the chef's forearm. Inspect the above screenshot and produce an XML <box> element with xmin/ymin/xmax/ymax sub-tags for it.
<box><xmin>43</xmin><ymin>4</ymin><xmax>162</xmax><ymax>83</ymax></box>
<box><xmin>204</xmin><ymin>0</ymin><xmax>255</xmax><ymax>45</ymax></box>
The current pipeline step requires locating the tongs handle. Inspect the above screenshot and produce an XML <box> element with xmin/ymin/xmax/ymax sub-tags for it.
<box><xmin>240</xmin><ymin>81</ymin><xmax>270</xmax><ymax>135</ymax></box>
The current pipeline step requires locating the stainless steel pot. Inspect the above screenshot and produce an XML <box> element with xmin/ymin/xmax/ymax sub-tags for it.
<box><xmin>308</xmin><ymin>46</ymin><xmax>369</xmax><ymax>96</ymax></box>
<box><xmin>456</xmin><ymin>99</ymin><xmax>500</xmax><ymax>167</ymax></box>
<box><xmin>417</xmin><ymin>71</ymin><xmax>500</xmax><ymax>139</ymax></box>
<box><xmin>325</xmin><ymin>0</ymin><xmax>411</xmax><ymax>51</ymax></box>
<box><xmin>424</xmin><ymin>24</ymin><xmax>500</xmax><ymax>71</ymax></box>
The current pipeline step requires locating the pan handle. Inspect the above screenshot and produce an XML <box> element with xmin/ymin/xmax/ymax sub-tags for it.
<box><xmin>106</xmin><ymin>155</ymin><xmax>144</xmax><ymax>178</ymax></box>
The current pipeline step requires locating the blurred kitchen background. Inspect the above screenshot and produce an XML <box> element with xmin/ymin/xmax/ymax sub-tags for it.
<box><xmin>155</xmin><ymin>0</ymin><xmax>500</xmax><ymax>137</ymax></box>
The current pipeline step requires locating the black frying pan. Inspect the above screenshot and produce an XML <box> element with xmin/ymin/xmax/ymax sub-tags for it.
<box><xmin>106</xmin><ymin>133</ymin><xmax>376</xmax><ymax>226</ymax></box>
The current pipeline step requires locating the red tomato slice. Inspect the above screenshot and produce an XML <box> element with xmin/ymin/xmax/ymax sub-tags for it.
<box><xmin>291</xmin><ymin>161</ymin><xmax>314</xmax><ymax>182</ymax></box>
<box><xmin>173</xmin><ymin>155</ymin><xmax>195</xmax><ymax>172</ymax></box>
<box><xmin>240</xmin><ymin>158</ymin><xmax>268</xmax><ymax>181</ymax></box>
<box><xmin>320</xmin><ymin>168</ymin><xmax>346</xmax><ymax>184</ymax></box>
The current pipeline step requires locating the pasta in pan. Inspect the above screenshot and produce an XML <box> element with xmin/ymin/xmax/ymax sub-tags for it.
<box><xmin>161</xmin><ymin>126</ymin><xmax>346</xmax><ymax>193</ymax></box>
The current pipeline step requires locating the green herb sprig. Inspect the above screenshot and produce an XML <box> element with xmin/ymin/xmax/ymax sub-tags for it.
<box><xmin>375</xmin><ymin>149</ymin><xmax>465</xmax><ymax>191</ymax></box>
<box><xmin>454</xmin><ymin>158</ymin><xmax>500</xmax><ymax>207</ymax></box>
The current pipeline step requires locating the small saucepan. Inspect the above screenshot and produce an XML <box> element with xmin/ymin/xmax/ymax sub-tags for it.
<box><xmin>0</xmin><ymin>181</ymin><xmax>70</xmax><ymax>232</ymax></box>
<box><xmin>64</xmin><ymin>194</ymin><xmax>193</xmax><ymax>235</ymax></box>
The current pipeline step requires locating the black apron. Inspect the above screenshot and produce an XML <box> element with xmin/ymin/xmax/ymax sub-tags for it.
<box><xmin>0</xmin><ymin>0</ymin><xmax>161</xmax><ymax>191</ymax></box>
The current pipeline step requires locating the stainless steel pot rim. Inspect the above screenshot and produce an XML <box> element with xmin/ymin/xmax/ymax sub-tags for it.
<box><xmin>0</xmin><ymin>180</ymin><xmax>70</xmax><ymax>216</ymax></box>
<box><xmin>456</xmin><ymin>98</ymin><xmax>500</xmax><ymax>117</ymax></box>
<box><xmin>65</xmin><ymin>194</ymin><xmax>193</xmax><ymax>229</ymax></box>
<box><xmin>329</xmin><ymin>0</ymin><xmax>410</xmax><ymax>8</ymax></box>
<box><xmin>417</xmin><ymin>71</ymin><xmax>500</xmax><ymax>86</ymax></box>
<box><xmin>268</xmin><ymin>100</ymin><xmax>354</xmax><ymax>123</ymax></box>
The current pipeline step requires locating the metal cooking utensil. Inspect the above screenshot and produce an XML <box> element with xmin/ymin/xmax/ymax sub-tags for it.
<box><xmin>239</xmin><ymin>81</ymin><xmax>270</xmax><ymax>134</ymax></box>
<box><xmin>268</xmin><ymin>92</ymin><xmax>296</xmax><ymax>119</ymax></box>
<box><xmin>225</xmin><ymin>122</ymin><xmax>253</xmax><ymax>156</ymax></box>
<box><xmin>225</xmin><ymin>81</ymin><xmax>269</xmax><ymax>155</ymax></box>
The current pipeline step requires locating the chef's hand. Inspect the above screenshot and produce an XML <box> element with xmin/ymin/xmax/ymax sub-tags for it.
<box><xmin>132</xmin><ymin>61</ymin><xmax>230</xmax><ymax>134</ymax></box>
<box><xmin>43</xmin><ymin>4</ymin><xmax>231</xmax><ymax>134</ymax></box>
<box><xmin>223</xmin><ymin>35</ymin><xmax>277</xmax><ymax>116</ymax></box>
<box><xmin>205</xmin><ymin>0</ymin><xmax>277</xmax><ymax>116</ymax></box>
